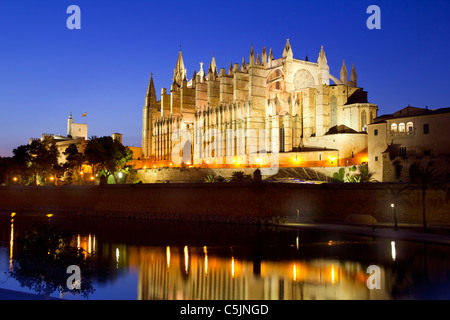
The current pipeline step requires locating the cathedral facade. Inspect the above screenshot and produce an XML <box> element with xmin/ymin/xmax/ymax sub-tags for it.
<box><xmin>142</xmin><ymin>40</ymin><xmax>377</xmax><ymax>170</ymax></box>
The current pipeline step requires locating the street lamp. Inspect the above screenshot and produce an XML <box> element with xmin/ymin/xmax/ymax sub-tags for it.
<box><xmin>391</xmin><ymin>203</ymin><xmax>398</xmax><ymax>230</ymax></box>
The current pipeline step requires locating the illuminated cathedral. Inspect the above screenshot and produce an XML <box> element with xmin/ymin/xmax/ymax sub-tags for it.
<box><xmin>142</xmin><ymin>39</ymin><xmax>377</xmax><ymax>168</ymax></box>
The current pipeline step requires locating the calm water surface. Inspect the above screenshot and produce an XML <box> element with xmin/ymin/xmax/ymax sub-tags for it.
<box><xmin>1</xmin><ymin>211</ymin><xmax>450</xmax><ymax>300</ymax></box>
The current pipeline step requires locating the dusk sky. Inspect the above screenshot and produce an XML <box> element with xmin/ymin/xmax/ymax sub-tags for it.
<box><xmin>0</xmin><ymin>0</ymin><xmax>449</xmax><ymax>157</ymax></box>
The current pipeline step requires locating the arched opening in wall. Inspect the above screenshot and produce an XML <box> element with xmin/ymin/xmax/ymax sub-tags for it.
<box><xmin>399</xmin><ymin>123</ymin><xmax>406</xmax><ymax>133</ymax></box>
<box><xmin>182</xmin><ymin>140</ymin><xmax>192</xmax><ymax>165</ymax></box>
<box><xmin>407</xmin><ymin>122</ymin><xmax>414</xmax><ymax>134</ymax></box>
<box><xmin>391</xmin><ymin>123</ymin><xmax>398</xmax><ymax>132</ymax></box>
<box><xmin>330</xmin><ymin>96</ymin><xmax>337</xmax><ymax>127</ymax></box>
<box><xmin>280</xmin><ymin>125</ymin><xmax>285</xmax><ymax>152</ymax></box>
<box><xmin>267</xmin><ymin>68</ymin><xmax>283</xmax><ymax>83</ymax></box>
<box><xmin>361</xmin><ymin>110</ymin><xmax>367</xmax><ymax>132</ymax></box>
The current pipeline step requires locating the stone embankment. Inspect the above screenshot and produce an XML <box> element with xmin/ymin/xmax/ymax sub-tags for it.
<box><xmin>0</xmin><ymin>182</ymin><xmax>448</xmax><ymax>226</ymax></box>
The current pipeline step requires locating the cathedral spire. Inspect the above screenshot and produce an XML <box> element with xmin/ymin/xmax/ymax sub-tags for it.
<box><xmin>318</xmin><ymin>45</ymin><xmax>328</xmax><ymax>65</ymax></box>
<box><xmin>350</xmin><ymin>63</ymin><xmax>357</xmax><ymax>86</ymax></box>
<box><xmin>317</xmin><ymin>46</ymin><xmax>330</xmax><ymax>85</ymax></box>
<box><xmin>340</xmin><ymin>59</ymin><xmax>348</xmax><ymax>85</ymax></box>
<box><xmin>261</xmin><ymin>47</ymin><xmax>267</xmax><ymax>67</ymax></box>
<box><xmin>145</xmin><ymin>73</ymin><xmax>157</xmax><ymax>108</ymax></box>
<box><xmin>268</xmin><ymin>48</ymin><xmax>273</xmax><ymax>67</ymax></box>
<box><xmin>211</xmin><ymin>55</ymin><xmax>218</xmax><ymax>75</ymax></box>
<box><xmin>173</xmin><ymin>50</ymin><xmax>186</xmax><ymax>86</ymax></box>
<box><xmin>282</xmin><ymin>39</ymin><xmax>293</xmax><ymax>59</ymax></box>
<box><xmin>241</xmin><ymin>57</ymin><xmax>246</xmax><ymax>72</ymax></box>
<box><xmin>249</xmin><ymin>45</ymin><xmax>255</xmax><ymax>66</ymax></box>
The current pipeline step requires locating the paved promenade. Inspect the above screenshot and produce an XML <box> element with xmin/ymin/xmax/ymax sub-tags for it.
<box><xmin>278</xmin><ymin>222</ymin><xmax>450</xmax><ymax>245</ymax></box>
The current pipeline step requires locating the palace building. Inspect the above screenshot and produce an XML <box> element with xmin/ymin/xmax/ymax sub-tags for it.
<box><xmin>368</xmin><ymin>105</ymin><xmax>450</xmax><ymax>182</ymax></box>
<box><xmin>142</xmin><ymin>40</ymin><xmax>378</xmax><ymax>169</ymax></box>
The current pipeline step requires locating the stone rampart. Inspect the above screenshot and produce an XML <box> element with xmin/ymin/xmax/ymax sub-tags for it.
<box><xmin>0</xmin><ymin>183</ymin><xmax>448</xmax><ymax>226</ymax></box>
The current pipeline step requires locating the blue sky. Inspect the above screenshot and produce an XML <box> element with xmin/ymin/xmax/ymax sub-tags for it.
<box><xmin>0</xmin><ymin>0</ymin><xmax>449</xmax><ymax>156</ymax></box>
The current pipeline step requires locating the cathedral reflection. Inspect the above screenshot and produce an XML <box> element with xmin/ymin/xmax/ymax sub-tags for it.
<box><xmin>128</xmin><ymin>246</ymin><xmax>390</xmax><ymax>300</ymax></box>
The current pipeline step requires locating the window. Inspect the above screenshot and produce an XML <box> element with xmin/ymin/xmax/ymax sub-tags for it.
<box><xmin>279</xmin><ymin>125</ymin><xmax>285</xmax><ymax>152</ymax></box>
<box><xmin>375</xmin><ymin>156</ymin><xmax>379</xmax><ymax>161</ymax></box>
<box><xmin>399</xmin><ymin>123</ymin><xmax>405</xmax><ymax>133</ymax></box>
<box><xmin>407</xmin><ymin>122</ymin><xmax>413</xmax><ymax>134</ymax></box>
<box><xmin>361</xmin><ymin>110</ymin><xmax>367</xmax><ymax>132</ymax></box>
<box><xmin>400</xmin><ymin>147</ymin><xmax>407</xmax><ymax>159</ymax></box>
<box><xmin>374</xmin><ymin>129</ymin><xmax>378</xmax><ymax>136</ymax></box>
<box><xmin>423</xmin><ymin>123</ymin><xmax>429</xmax><ymax>134</ymax></box>
<box><xmin>330</xmin><ymin>96</ymin><xmax>337</xmax><ymax>127</ymax></box>
<box><xmin>391</xmin><ymin>123</ymin><xmax>398</xmax><ymax>132</ymax></box>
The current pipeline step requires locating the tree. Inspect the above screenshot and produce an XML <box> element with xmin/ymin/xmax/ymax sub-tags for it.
<box><xmin>83</xmin><ymin>136</ymin><xmax>102</xmax><ymax>178</ymax></box>
<box><xmin>63</xmin><ymin>143</ymin><xmax>86</xmax><ymax>184</ymax></box>
<box><xmin>231</xmin><ymin>171</ymin><xmax>252</xmax><ymax>182</ymax></box>
<box><xmin>12</xmin><ymin>138</ymin><xmax>60</xmax><ymax>185</ymax></box>
<box><xmin>9</xmin><ymin>221</ymin><xmax>95</xmax><ymax>298</ymax></box>
<box><xmin>84</xmin><ymin>136</ymin><xmax>133</xmax><ymax>184</ymax></box>
<box><xmin>407</xmin><ymin>163</ymin><xmax>446</xmax><ymax>232</ymax></box>
<box><xmin>0</xmin><ymin>157</ymin><xmax>15</xmax><ymax>185</ymax></box>
<box><xmin>12</xmin><ymin>144</ymin><xmax>32</xmax><ymax>184</ymax></box>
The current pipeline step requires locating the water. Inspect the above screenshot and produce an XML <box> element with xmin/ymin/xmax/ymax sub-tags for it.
<box><xmin>1</xmin><ymin>211</ymin><xmax>450</xmax><ymax>300</ymax></box>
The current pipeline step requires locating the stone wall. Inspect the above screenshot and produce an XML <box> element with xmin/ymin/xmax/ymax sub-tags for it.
<box><xmin>126</xmin><ymin>166</ymin><xmax>360</xmax><ymax>184</ymax></box>
<box><xmin>0</xmin><ymin>182</ymin><xmax>448</xmax><ymax>226</ymax></box>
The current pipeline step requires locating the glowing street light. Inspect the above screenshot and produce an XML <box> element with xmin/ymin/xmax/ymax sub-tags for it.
<box><xmin>391</xmin><ymin>203</ymin><xmax>398</xmax><ymax>230</ymax></box>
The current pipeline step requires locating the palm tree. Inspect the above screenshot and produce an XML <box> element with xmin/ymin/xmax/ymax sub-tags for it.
<box><xmin>407</xmin><ymin>163</ymin><xmax>446</xmax><ymax>232</ymax></box>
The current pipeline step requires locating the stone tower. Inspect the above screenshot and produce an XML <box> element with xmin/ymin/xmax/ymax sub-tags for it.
<box><xmin>67</xmin><ymin>113</ymin><xmax>73</xmax><ymax>137</ymax></box>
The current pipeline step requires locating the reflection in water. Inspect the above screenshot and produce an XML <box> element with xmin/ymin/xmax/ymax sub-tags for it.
<box><xmin>8</xmin><ymin>219</ymin><xmax>96</xmax><ymax>298</ymax></box>
<box><xmin>203</xmin><ymin>246</ymin><xmax>208</xmax><ymax>275</ymax></box>
<box><xmin>3</xmin><ymin>212</ymin><xmax>450</xmax><ymax>300</ymax></box>
<box><xmin>391</xmin><ymin>241</ymin><xmax>396</xmax><ymax>261</ymax></box>
<box><xmin>10</xmin><ymin>213</ymin><xmax>15</xmax><ymax>270</ymax></box>
<box><xmin>131</xmin><ymin>246</ymin><xmax>389</xmax><ymax>300</ymax></box>
<box><xmin>184</xmin><ymin>246</ymin><xmax>189</xmax><ymax>274</ymax></box>
<box><xmin>166</xmin><ymin>246</ymin><xmax>171</xmax><ymax>269</ymax></box>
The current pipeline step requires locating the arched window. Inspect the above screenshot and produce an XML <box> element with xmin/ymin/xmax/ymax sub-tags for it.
<box><xmin>407</xmin><ymin>122</ymin><xmax>414</xmax><ymax>134</ymax></box>
<box><xmin>280</xmin><ymin>125</ymin><xmax>285</xmax><ymax>152</ymax></box>
<box><xmin>330</xmin><ymin>96</ymin><xmax>337</xmax><ymax>127</ymax></box>
<box><xmin>399</xmin><ymin>123</ymin><xmax>405</xmax><ymax>133</ymax></box>
<box><xmin>361</xmin><ymin>110</ymin><xmax>367</xmax><ymax>132</ymax></box>
<box><xmin>391</xmin><ymin>123</ymin><xmax>398</xmax><ymax>132</ymax></box>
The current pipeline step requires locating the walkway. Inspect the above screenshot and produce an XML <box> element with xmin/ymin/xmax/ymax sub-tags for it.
<box><xmin>277</xmin><ymin>222</ymin><xmax>450</xmax><ymax>245</ymax></box>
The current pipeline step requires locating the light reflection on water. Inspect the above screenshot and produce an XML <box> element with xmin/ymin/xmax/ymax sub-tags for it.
<box><xmin>1</xmin><ymin>211</ymin><xmax>450</xmax><ymax>300</ymax></box>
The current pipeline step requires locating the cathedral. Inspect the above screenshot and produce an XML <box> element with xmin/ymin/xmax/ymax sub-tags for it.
<box><xmin>142</xmin><ymin>39</ymin><xmax>378</xmax><ymax>170</ymax></box>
